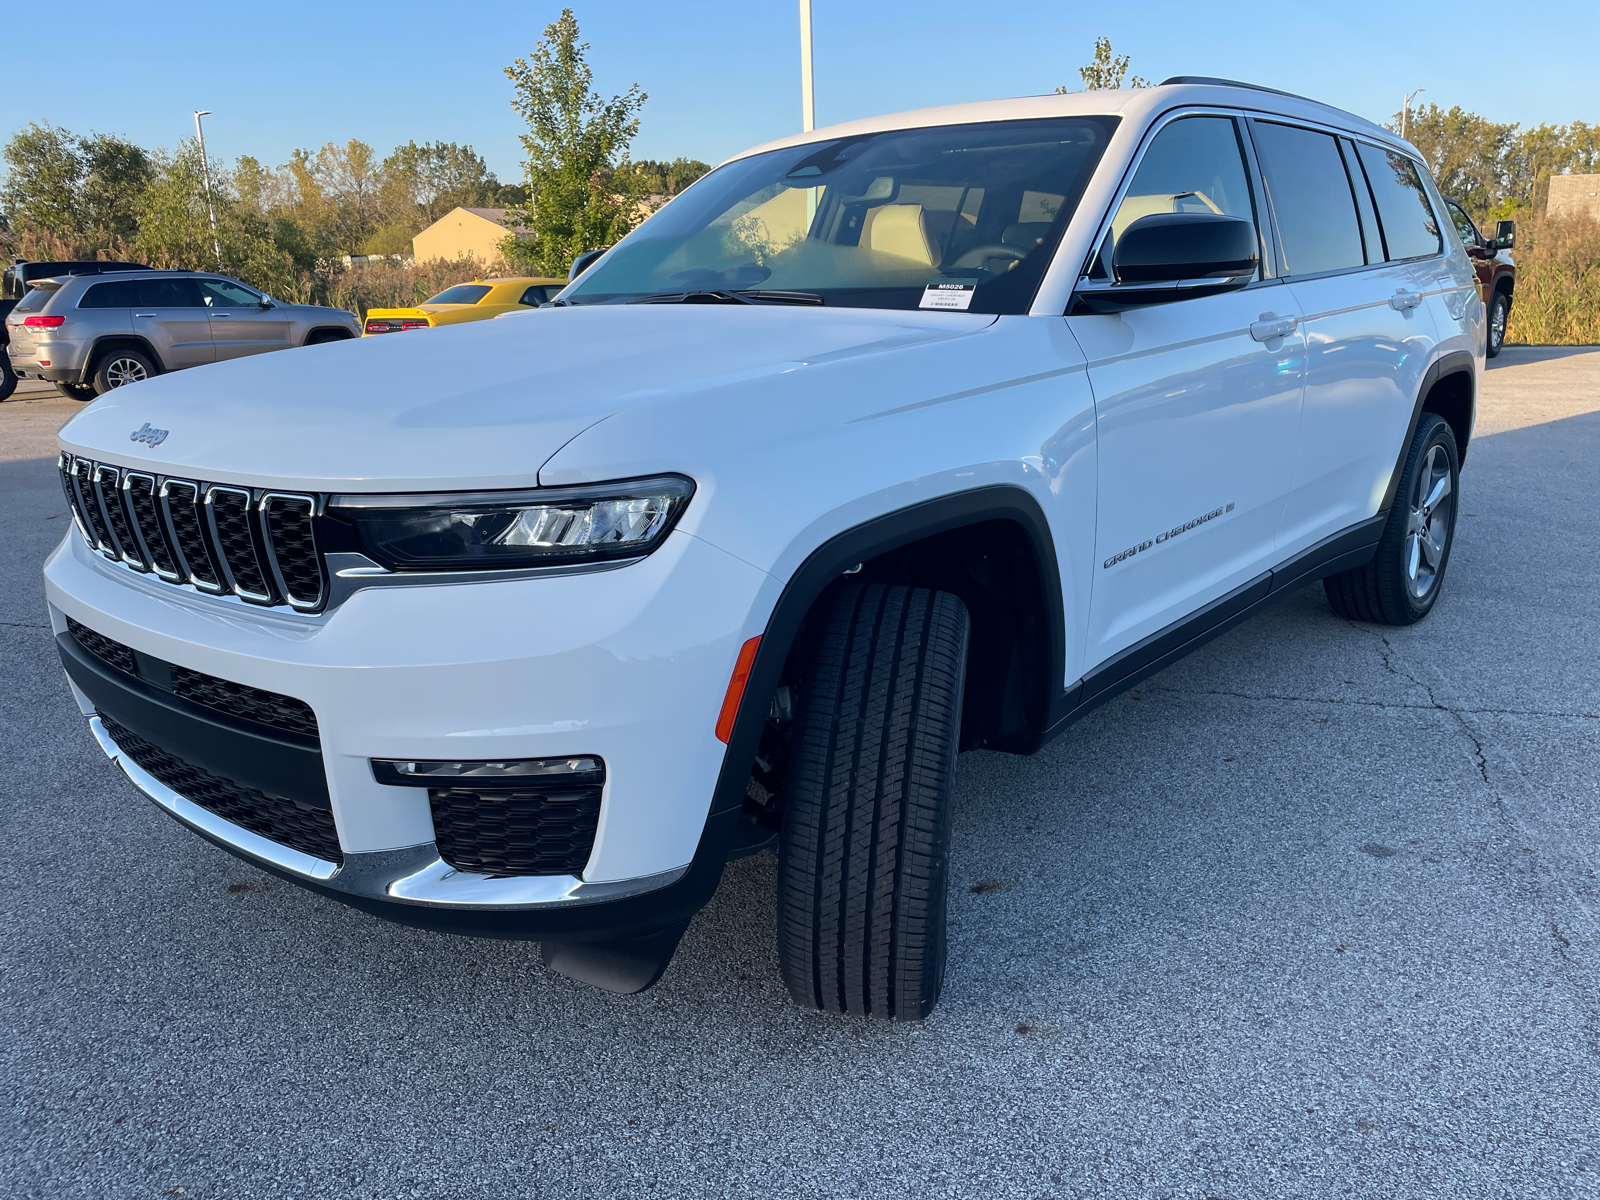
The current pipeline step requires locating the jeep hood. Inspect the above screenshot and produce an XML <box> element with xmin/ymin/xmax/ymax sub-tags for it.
<box><xmin>58</xmin><ymin>305</ymin><xmax>995</xmax><ymax>492</ymax></box>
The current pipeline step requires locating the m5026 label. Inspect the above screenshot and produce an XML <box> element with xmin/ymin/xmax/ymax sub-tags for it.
<box><xmin>1103</xmin><ymin>502</ymin><xmax>1236</xmax><ymax>569</ymax></box>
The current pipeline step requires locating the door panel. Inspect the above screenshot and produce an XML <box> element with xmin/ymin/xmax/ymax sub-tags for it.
<box><xmin>199</xmin><ymin>278</ymin><xmax>292</xmax><ymax>357</ymax></box>
<box><xmin>132</xmin><ymin>278</ymin><xmax>214</xmax><ymax>369</ymax></box>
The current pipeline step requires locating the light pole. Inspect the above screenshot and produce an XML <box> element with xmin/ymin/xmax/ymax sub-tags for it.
<box><xmin>1400</xmin><ymin>88</ymin><xmax>1424</xmax><ymax>141</ymax></box>
<box><xmin>799</xmin><ymin>0</ymin><xmax>815</xmax><ymax>133</ymax></box>
<box><xmin>193</xmin><ymin>110</ymin><xmax>224</xmax><ymax>270</ymax></box>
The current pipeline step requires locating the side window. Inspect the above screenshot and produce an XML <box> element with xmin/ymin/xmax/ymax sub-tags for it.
<box><xmin>1251</xmin><ymin>122</ymin><xmax>1365</xmax><ymax>277</ymax></box>
<box><xmin>1356</xmin><ymin>143</ymin><xmax>1443</xmax><ymax>261</ymax></box>
<box><xmin>136</xmin><ymin>278</ymin><xmax>205</xmax><ymax>308</ymax></box>
<box><xmin>518</xmin><ymin>286</ymin><xmax>549</xmax><ymax>306</ymax></box>
<box><xmin>197</xmin><ymin>278</ymin><xmax>262</xmax><ymax>307</ymax></box>
<box><xmin>1446</xmin><ymin>202</ymin><xmax>1480</xmax><ymax>248</ymax></box>
<box><xmin>1104</xmin><ymin>115</ymin><xmax>1258</xmax><ymax>272</ymax></box>
<box><xmin>78</xmin><ymin>280</ymin><xmax>139</xmax><ymax>308</ymax></box>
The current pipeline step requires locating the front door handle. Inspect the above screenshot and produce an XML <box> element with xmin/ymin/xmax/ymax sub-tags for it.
<box><xmin>134</xmin><ymin>313</ymin><xmax>155</xmax><ymax>318</ymax></box>
<box><xmin>1250</xmin><ymin>313</ymin><xmax>1297</xmax><ymax>342</ymax></box>
<box><xmin>1390</xmin><ymin>289</ymin><xmax>1424</xmax><ymax>311</ymax></box>
<box><xmin>209</xmin><ymin>312</ymin><xmax>230</xmax><ymax>318</ymax></box>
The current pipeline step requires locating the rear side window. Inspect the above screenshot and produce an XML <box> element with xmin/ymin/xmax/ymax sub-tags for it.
<box><xmin>136</xmin><ymin>278</ymin><xmax>205</xmax><ymax>307</ymax></box>
<box><xmin>425</xmin><ymin>284</ymin><xmax>492</xmax><ymax>305</ymax></box>
<box><xmin>1356</xmin><ymin>143</ymin><xmax>1443</xmax><ymax>261</ymax></box>
<box><xmin>1446</xmin><ymin>202</ymin><xmax>1480</xmax><ymax>247</ymax></box>
<box><xmin>518</xmin><ymin>286</ymin><xmax>550</xmax><ymax>306</ymax></box>
<box><xmin>14</xmin><ymin>284</ymin><xmax>59</xmax><ymax>313</ymax></box>
<box><xmin>1252</xmin><ymin>122</ymin><xmax>1365</xmax><ymax>277</ymax></box>
<box><xmin>79</xmin><ymin>280</ymin><xmax>140</xmax><ymax>308</ymax></box>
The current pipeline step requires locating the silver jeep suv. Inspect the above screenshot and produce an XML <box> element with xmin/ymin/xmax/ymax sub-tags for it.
<box><xmin>6</xmin><ymin>270</ymin><xmax>361</xmax><ymax>400</ymax></box>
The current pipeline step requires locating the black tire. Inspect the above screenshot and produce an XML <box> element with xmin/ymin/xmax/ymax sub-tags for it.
<box><xmin>0</xmin><ymin>355</ymin><xmax>16</xmax><ymax>402</ymax></box>
<box><xmin>777</xmin><ymin>581</ymin><xmax>970</xmax><ymax>1021</ymax></box>
<box><xmin>55</xmin><ymin>381</ymin><xmax>98</xmax><ymax>402</ymax></box>
<box><xmin>92</xmin><ymin>348</ymin><xmax>155</xmax><ymax>395</ymax></box>
<box><xmin>1325</xmin><ymin>414</ymin><xmax>1459</xmax><ymax>625</ymax></box>
<box><xmin>1486</xmin><ymin>290</ymin><xmax>1509</xmax><ymax>358</ymax></box>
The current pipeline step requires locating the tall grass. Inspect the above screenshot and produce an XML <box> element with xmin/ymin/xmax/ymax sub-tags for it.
<box><xmin>276</xmin><ymin>257</ymin><xmax>503</xmax><ymax>318</ymax></box>
<box><xmin>1504</xmin><ymin>215</ymin><xmax>1600</xmax><ymax>346</ymax></box>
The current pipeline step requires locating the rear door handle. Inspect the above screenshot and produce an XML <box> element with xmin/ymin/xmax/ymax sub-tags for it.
<box><xmin>1390</xmin><ymin>289</ymin><xmax>1424</xmax><ymax>311</ymax></box>
<box><xmin>1250</xmin><ymin>313</ymin><xmax>1297</xmax><ymax>342</ymax></box>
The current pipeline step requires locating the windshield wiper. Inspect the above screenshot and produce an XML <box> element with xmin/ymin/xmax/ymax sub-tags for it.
<box><xmin>627</xmin><ymin>289</ymin><xmax>823</xmax><ymax>306</ymax></box>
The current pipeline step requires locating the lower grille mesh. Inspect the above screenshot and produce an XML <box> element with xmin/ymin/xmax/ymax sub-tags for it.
<box><xmin>99</xmin><ymin>711</ymin><xmax>343</xmax><ymax>864</ymax></box>
<box><xmin>169</xmin><ymin>666</ymin><xmax>319</xmax><ymax>739</ymax></box>
<box><xmin>430</xmin><ymin>785</ymin><xmax>602</xmax><ymax>877</ymax></box>
<box><xmin>66</xmin><ymin>616</ymin><xmax>137</xmax><ymax>675</ymax></box>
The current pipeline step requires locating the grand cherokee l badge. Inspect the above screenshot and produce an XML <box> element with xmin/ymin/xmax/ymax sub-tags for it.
<box><xmin>1104</xmin><ymin>502</ymin><xmax>1236</xmax><ymax>569</ymax></box>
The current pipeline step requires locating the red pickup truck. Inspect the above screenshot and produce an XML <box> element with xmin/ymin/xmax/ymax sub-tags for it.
<box><xmin>1444</xmin><ymin>201</ymin><xmax>1515</xmax><ymax>358</ymax></box>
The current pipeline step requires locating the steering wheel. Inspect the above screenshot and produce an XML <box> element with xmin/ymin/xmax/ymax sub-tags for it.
<box><xmin>949</xmin><ymin>244</ymin><xmax>1028</xmax><ymax>271</ymax></box>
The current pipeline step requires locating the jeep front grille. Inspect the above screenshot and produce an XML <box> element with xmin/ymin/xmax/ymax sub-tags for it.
<box><xmin>59</xmin><ymin>453</ymin><xmax>326</xmax><ymax>612</ymax></box>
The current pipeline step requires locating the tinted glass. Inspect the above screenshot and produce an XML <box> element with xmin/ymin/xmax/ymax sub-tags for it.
<box><xmin>426</xmin><ymin>284</ymin><xmax>492</xmax><ymax>305</ymax></box>
<box><xmin>198</xmin><ymin>278</ymin><xmax>262</xmax><ymax>307</ymax></box>
<box><xmin>1356</xmin><ymin>143</ymin><xmax>1443</xmax><ymax>261</ymax></box>
<box><xmin>14</xmin><ymin>284</ymin><xmax>58</xmax><ymax>313</ymax></box>
<box><xmin>518</xmin><ymin>286</ymin><xmax>549</xmax><ymax>306</ymax></box>
<box><xmin>2</xmin><ymin>267</ymin><xmax>16</xmax><ymax>300</ymax></box>
<box><xmin>1097</xmin><ymin>116</ymin><xmax>1257</xmax><ymax>278</ymax></box>
<box><xmin>136</xmin><ymin>278</ymin><xmax>205</xmax><ymax>308</ymax></box>
<box><xmin>1340</xmin><ymin>138</ymin><xmax>1382</xmax><ymax>264</ymax></box>
<box><xmin>79</xmin><ymin>280</ymin><xmax>140</xmax><ymax>308</ymax></box>
<box><xmin>1446</xmin><ymin>202</ymin><xmax>1480</xmax><ymax>247</ymax></box>
<box><xmin>1253</xmin><ymin>122</ymin><xmax>1365</xmax><ymax>276</ymax></box>
<box><xmin>565</xmin><ymin>116</ymin><xmax>1119</xmax><ymax>314</ymax></box>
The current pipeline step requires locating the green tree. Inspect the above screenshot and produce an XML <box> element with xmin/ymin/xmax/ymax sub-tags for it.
<box><xmin>617</xmin><ymin>157</ymin><xmax>711</xmax><ymax>199</ymax></box>
<box><xmin>501</xmin><ymin>8</ymin><xmax>648</xmax><ymax>274</ymax></box>
<box><xmin>0</xmin><ymin>123</ymin><xmax>152</xmax><ymax>255</ymax></box>
<box><xmin>1057</xmin><ymin>37</ymin><xmax>1150</xmax><ymax>93</ymax></box>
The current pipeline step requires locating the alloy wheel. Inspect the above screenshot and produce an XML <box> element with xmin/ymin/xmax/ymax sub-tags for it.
<box><xmin>1404</xmin><ymin>444</ymin><xmax>1453</xmax><ymax>599</ymax></box>
<box><xmin>105</xmin><ymin>357</ymin><xmax>149</xmax><ymax>388</ymax></box>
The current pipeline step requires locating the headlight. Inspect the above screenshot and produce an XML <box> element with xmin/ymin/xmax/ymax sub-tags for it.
<box><xmin>327</xmin><ymin>475</ymin><xmax>694</xmax><ymax>571</ymax></box>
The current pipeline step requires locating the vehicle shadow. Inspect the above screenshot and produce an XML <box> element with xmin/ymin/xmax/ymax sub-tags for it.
<box><xmin>1491</xmin><ymin>344</ymin><xmax>1600</xmax><ymax>368</ymax></box>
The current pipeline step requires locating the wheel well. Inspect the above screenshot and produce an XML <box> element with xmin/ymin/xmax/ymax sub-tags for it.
<box><xmin>86</xmin><ymin>337</ymin><xmax>163</xmax><ymax>380</ymax></box>
<box><xmin>1421</xmin><ymin>367</ymin><xmax>1474</xmax><ymax>460</ymax></box>
<box><xmin>810</xmin><ymin>518</ymin><xmax>1055</xmax><ymax>753</ymax></box>
<box><xmin>305</xmin><ymin>327</ymin><xmax>354</xmax><ymax>345</ymax></box>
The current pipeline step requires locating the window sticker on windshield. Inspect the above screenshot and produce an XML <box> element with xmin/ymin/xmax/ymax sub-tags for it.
<box><xmin>919</xmin><ymin>281</ymin><xmax>977</xmax><ymax>311</ymax></box>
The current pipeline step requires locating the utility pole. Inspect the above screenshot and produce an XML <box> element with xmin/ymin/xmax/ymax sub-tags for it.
<box><xmin>1400</xmin><ymin>88</ymin><xmax>1424</xmax><ymax>141</ymax></box>
<box><xmin>799</xmin><ymin>0</ymin><xmax>815</xmax><ymax>133</ymax></box>
<box><xmin>193</xmin><ymin>110</ymin><xmax>224</xmax><ymax>270</ymax></box>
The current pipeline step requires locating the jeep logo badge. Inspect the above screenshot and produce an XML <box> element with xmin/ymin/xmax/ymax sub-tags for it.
<box><xmin>130</xmin><ymin>423</ymin><xmax>169</xmax><ymax>447</ymax></box>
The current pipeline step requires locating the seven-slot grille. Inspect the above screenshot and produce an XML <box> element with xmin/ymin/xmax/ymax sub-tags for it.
<box><xmin>59</xmin><ymin>453</ymin><xmax>325</xmax><ymax>612</ymax></box>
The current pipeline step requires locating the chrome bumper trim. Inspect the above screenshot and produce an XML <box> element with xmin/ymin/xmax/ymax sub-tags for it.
<box><xmin>90</xmin><ymin>715</ymin><xmax>689</xmax><ymax>909</ymax></box>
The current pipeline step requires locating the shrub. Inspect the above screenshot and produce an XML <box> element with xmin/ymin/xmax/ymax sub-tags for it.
<box><xmin>1504</xmin><ymin>214</ymin><xmax>1600</xmax><ymax>346</ymax></box>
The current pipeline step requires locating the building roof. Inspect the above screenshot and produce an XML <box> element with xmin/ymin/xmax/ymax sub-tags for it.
<box><xmin>458</xmin><ymin>207</ymin><xmax>508</xmax><ymax>223</ymax></box>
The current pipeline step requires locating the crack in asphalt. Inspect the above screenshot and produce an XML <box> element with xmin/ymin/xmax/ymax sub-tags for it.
<box><xmin>1377</xmin><ymin>635</ymin><xmax>1493</xmax><ymax>786</ymax></box>
<box><xmin>0</xmin><ymin>620</ymin><xmax>50</xmax><ymax>630</ymax></box>
<box><xmin>1144</xmin><ymin>684</ymin><xmax>1598</xmax><ymax>722</ymax></box>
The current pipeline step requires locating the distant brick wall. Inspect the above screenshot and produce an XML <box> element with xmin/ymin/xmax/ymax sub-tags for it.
<box><xmin>1547</xmin><ymin>174</ymin><xmax>1600</xmax><ymax>221</ymax></box>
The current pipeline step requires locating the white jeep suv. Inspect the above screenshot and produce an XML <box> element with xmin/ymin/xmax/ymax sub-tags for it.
<box><xmin>46</xmin><ymin>79</ymin><xmax>1480</xmax><ymax>1019</ymax></box>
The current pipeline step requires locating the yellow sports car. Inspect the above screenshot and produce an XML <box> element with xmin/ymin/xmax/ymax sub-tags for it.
<box><xmin>362</xmin><ymin>276</ymin><xmax>566</xmax><ymax>335</ymax></box>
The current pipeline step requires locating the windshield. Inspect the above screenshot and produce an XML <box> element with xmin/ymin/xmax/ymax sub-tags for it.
<box><xmin>565</xmin><ymin>116</ymin><xmax>1118</xmax><ymax>314</ymax></box>
<box><xmin>426</xmin><ymin>284</ymin><xmax>492</xmax><ymax>306</ymax></box>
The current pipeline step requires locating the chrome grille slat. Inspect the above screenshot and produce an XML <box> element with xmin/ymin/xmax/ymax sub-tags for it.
<box><xmin>160</xmin><ymin>479</ymin><xmax>224</xmax><ymax>593</ymax></box>
<box><xmin>60</xmin><ymin>458</ymin><xmax>330</xmax><ymax>614</ymax></box>
<box><xmin>206</xmin><ymin>485</ymin><xmax>275</xmax><ymax>603</ymax></box>
<box><xmin>123</xmin><ymin>472</ymin><xmax>181</xmax><ymax>581</ymax></box>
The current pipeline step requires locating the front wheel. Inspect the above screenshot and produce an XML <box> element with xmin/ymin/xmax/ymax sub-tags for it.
<box><xmin>777</xmin><ymin>582</ymin><xmax>970</xmax><ymax>1021</ymax></box>
<box><xmin>1325</xmin><ymin>414</ymin><xmax>1460</xmax><ymax>625</ymax></box>
<box><xmin>1486</xmin><ymin>291</ymin><xmax>1509</xmax><ymax>358</ymax></box>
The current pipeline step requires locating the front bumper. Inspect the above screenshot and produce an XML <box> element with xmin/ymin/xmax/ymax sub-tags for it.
<box><xmin>46</xmin><ymin>524</ymin><xmax>772</xmax><ymax>937</ymax></box>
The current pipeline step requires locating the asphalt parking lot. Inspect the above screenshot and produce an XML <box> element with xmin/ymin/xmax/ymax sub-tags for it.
<box><xmin>3</xmin><ymin>348</ymin><xmax>1598</xmax><ymax>1200</ymax></box>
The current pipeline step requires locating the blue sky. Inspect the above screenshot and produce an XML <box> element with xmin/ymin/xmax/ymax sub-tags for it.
<box><xmin>2</xmin><ymin>0</ymin><xmax>1594</xmax><ymax>184</ymax></box>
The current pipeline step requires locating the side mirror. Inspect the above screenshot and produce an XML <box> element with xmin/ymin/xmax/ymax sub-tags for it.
<box><xmin>569</xmin><ymin>248</ymin><xmax>606</xmax><ymax>282</ymax></box>
<box><xmin>1494</xmin><ymin>220</ymin><xmax>1516</xmax><ymax>250</ymax></box>
<box><xmin>259</xmin><ymin>297</ymin><xmax>275</xmax><ymax>309</ymax></box>
<box><xmin>1074</xmin><ymin>213</ymin><xmax>1258</xmax><ymax>312</ymax></box>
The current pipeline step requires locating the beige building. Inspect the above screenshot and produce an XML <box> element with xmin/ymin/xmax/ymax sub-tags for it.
<box><xmin>1547</xmin><ymin>174</ymin><xmax>1600</xmax><ymax>222</ymax></box>
<box><xmin>412</xmin><ymin>207</ymin><xmax>527</xmax><ymax>266</ymax></box>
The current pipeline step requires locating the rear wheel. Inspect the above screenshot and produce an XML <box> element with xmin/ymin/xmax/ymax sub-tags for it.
<box><xmin>92</xmin><ymin>349</ymin><xmax>155</xmax><ymax>395</ymax></box>
<box><xmin>777</xmin><ymin>581</ymin><xmax>970</xmax><ymax>1021</ymax></box>
<box><xmin>1486</xmin><ymin>290</ymin><xmax>1509</xmax><ymax>358</ymax></box>
<box><xmin>0</xmin><ymin>356</ymin><xmax>16</xmax><ymax>401</ymax></box>
<box><xmin>1324</xmin><ymin>414</ymin><xmax>1459</xmax><ymax>625</ymax></box>
<box><xmin>55</xmin><ymin>381</ymin><xmax>98</xmax><ymax>402</ymax></box>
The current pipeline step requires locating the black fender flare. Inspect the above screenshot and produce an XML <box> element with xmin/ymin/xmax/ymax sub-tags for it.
<box><xmin>1381</xmin><ymin>349</ymin><xmax>1475</xmax><ymax>509</ymax></box>
<box><xmin>82</xmin><ymin>334</ymin><xmax>167</xmax><ymax>384</ymax></box>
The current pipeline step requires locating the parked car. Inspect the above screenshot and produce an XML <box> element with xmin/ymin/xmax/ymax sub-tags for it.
<box><xmin>47</xmin><ymin>79</ymin><xmax>1482</xmax><ymax>1020</ymax></box>
<box><xmin>1</xmin><ymin>260</ymin><xmax>148</xmax><ymax>400</ymax></box>
<box><xmin>1443</xmin><ymin>200</ymin><xmax>1515</xmax><ymax>357</ymax></box>
<box><xmin>362</xmin><ymin>276</ymin><xmax>566</xmax><ymax>334</ymax></box>
<box><xmin>6</xmin><ymin>269</ymin><xmax>360</xmax><ymax>400</ymax></box>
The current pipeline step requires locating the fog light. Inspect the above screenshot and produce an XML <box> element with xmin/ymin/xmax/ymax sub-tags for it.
<box><xmin>372</xmin><ymin>756</ymin><xmax>604</xmax><ymax>787</ymax></box>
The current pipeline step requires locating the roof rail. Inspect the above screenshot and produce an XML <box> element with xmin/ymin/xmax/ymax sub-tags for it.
<box><xmin>1159</xmin><ymin>76</ymin><xmax>1316</xmax><ymax>104</ymax></box>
